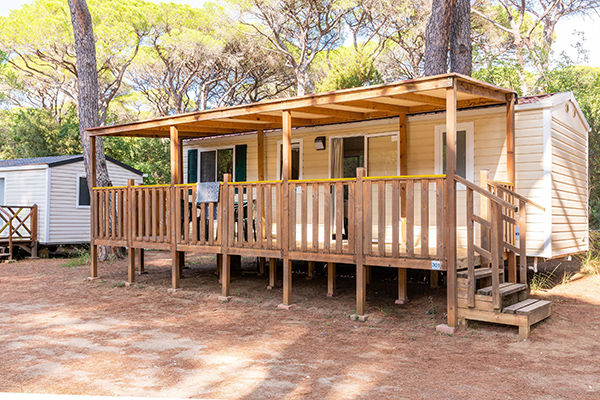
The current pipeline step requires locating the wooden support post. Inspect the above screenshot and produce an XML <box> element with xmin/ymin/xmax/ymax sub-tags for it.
<box><xmin>283</xmin><ymin>258</ymin><xmax>292</xmax><ymax>305</ymax></box>
<box><xmin>128</xmin><ymin>245</ymin><xmax>135</xmax><ymax>284</ymax></box>
<box><xmin>221</xmin><ymin>254</ymin><xmax>231</xmax><ymax>297</ymax></box>
<box><xmin>507</xmin><ymin>94</ymin><xmax>517</xmax><ymax>283</ymax></box>
<box><xmin>399</xmin><ymin>114</ymin><xmax>407</xmax><ymax>218</ymax></box>
<box><xmin>307</xmin><ymin>261</ymin><xmax>315</xmax><ymax>280</ymax></box>
<box><xmin>170</xmin><ymin>126</ymin><xmax>181</xmax><ymax>289</ymax></box>
<box><xmin>281</xmin><ymin>110</ymin><xmax>293</xmax><ymax>306</ymax></box>
<box><xmin>268</xmin><ymin>258</ymin><xmax>277</xmax><ymax>289</ymax></box>
<box><xmin>445</xmin><ymin>81</ymin><xmax>458</xmax><ymax>328</ymax></box>
<box><xmin>327</xmin><ymin>262</ymin><xmax>336</xmax><ymax>297</ymax></box>
<box><xmin>127</xmin><ymin>178</ymin><xmax>134</xmax><ymax>283</ymax></box>
<box><xmin>396</xmin><ymin>268</ymin><xmax>408</xmax><ymax>304</ymax></box>
<box><xmin>31</xmin><ymin>204</ymin><xmax>38</xmax><ymax>258</ymax></box>
<box><xmin>355</xmin><ymin>167</ymin><xmax>366</xmax><ymax>315</ymax></box>
<box><xmin>257</xmin><ymin>128</ymin><xmax>265</xmax><ymax>181</ymax></box>
<box><xmin>217</xmin><ymin>253</ymin><xmax>223</xmax><ymax>282</ymax></box>
<box><xmin>90</xmin><ymin>135</ymin><xmax>98</xmax><ymax>278</ymax></box>
<box><xmin>138</xmin><ymin>248</ymin><xmax>145</xmax><ymax>274</ymax></box>
<box><xmin>506</xmin><ymin>94</ymin><xmax>516</xmax><ymax>185</ymax></box>
<box><xmin>258</xmin><ymin>257</ymin><xmax>266</xmax><ymax>276</ymax></box>
<box><xmin>221</xmin><ymin>174</ymin><xmax>232</xmax><ymax>296</ymax></box>
<box><xmin>430</xmin><ymin>270</ymin><xmax>439</xmax><ymax>288</ymax></box>
<box><xmin>365</xmin><ymin>266</ymin><xmax>371</xmax><ymax>285</ymax></box>
<box><xmin>8</xmin><ymin>217</ymin><xmax>13</xmax><ymax>261</ymax></box>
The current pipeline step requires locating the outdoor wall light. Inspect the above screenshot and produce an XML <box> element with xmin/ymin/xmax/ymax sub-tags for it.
<box><xmin>314</xmin><ymin>136</ymin><xmax>326</xmax><ymax>151</ymax></box>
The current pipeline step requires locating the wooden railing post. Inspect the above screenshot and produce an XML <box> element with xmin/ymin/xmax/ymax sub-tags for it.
<box><xmin>355</xmin><ymin>167</ymin><xmax>366</xmax><ymax>315</ymax></box>
<box><xmin>490</xmin><ymin>201</ymin><xmax>502</xmax><ymax>310</ymax></box>
<box><xmin>466</xmin><ymin>187</ymin><xmax>475</xmax><ymax>308</ymax></box>
<box><xmin>480</xmin><ymin>169</ymin><xmax>490</xmax><ymax>258</ymax></box>
<box><xmin>281</xmin><ymin>110</ymin><xmax>292</xmax><ymax>306</ymax></box>
<box><xmin>89</xmin><ymin>135</ymin><xmax>98</xmax><ymax>278</ymax></box>
<box><xmin>221</xmin><ymin>174</ymin><xmax>231</xmax><ymax>297</ymax></box>
<box><xmin>518</xmin><ymin>199</ymin><xmax>528</xmax><ymax>285</ymax></box>
<box><xmin>127</xmin><ymin>179</ymin><xmax>135</xmax><ymax>284</ymax></box>
<box><xmin>8</xmin><ymin>216</ymin><xmax>13</xmax><ymax>261</ymax></box>
<box><xmin>31</xmin><ymin>204</ymin><xmax>38</xmax><ymax>258</ymax></box>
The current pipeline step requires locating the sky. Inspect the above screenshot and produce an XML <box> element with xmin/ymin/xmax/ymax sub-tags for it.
<box><xmin>1</xmin><ymin>0</ymin><xmax>599</xmax><ymax>68</ymax></box>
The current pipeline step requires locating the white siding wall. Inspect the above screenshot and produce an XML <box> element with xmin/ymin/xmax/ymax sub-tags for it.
<box><xmin>0</xmin><ymin>167</ymin><xmax>48</xmax><ymax>243</ymax></box>
<box><xmin>551</xmin><ymin>99</ymin><xmax>589</xmax><ymax>256</ymax></box>
<box><xmin>47</xmin><ymin>161</ymin><xmax>142</xmax><ymax>244</ymax></box>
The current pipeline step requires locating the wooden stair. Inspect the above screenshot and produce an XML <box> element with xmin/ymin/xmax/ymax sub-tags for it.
<box><xmin>457</xmin><ymin>267</ymin><xmax>551</xmax><ymax>338</ymax></box>
<box><xmin>0</xmin><ymin>246</ymin><xmax>10</xmax><ymax>261</ymax></box>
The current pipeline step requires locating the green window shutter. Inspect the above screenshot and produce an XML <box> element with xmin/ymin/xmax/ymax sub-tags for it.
<box><xmin>187</xmin><ymin>149</ymin><xmax>198</xmax><ymax>183</ymax></box>
<box><xmin>234</xmin><ymin>144</ymin><xmax>247</xmax><ymax>182</ymax></box>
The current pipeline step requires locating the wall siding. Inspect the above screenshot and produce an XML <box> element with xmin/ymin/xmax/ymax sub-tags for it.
<box><xmin>47</xmin><ymin>161</ymin><xmax>142</xmax><ymax>244</ymax></box>
<box><xmin>550</xmin><ymin>100</ymin><xmax>589</xmax><ymax>256</ymax></box>
<box><xmin>0</xmin><ymin>167</ymin><xmax>48</xmax><ymax>243</ymax></box>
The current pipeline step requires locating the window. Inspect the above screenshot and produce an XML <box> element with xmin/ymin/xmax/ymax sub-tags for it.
<box><xmin>435</xmin><ymin>122</ymin><xmax>474</xmax><ymax>184</ymax></box>
<box><xmin>277</xmin><ymin>140</ymin><xmax>302</xmax><ymax>179</ymax></box>
<box><xmin>77</xmin><ymin>176</ymin><xmax>90</xmax><ymax>207</ymax></box>
<box><xmin>0</xmin><ymin>178</ymin><xmax>5</xmax><ymax>205</ymax></box>
<box><xmin>331</xmin><ymin>133</ymin><xmax>398</xmax><ymax>178</ymax></box>
<box><xmin>198</xmin><ymin>148</ymin><xmax>234</xmax><ymax>182</ymax></box>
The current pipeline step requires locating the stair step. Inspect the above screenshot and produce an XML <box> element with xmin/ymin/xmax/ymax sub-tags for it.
<box><xmin>477</xmin><ymin>282</ymin><xmax>528</xmax><ymax>297</ymax></box>
<box><xmin>503</xmin><ymin>299</ymin><xmax>551</xmax><ymax>315</ymax></box>
<box><xmin>457</xmin><ymin>268</ymin><xmax>504</xmax><ymax>280</ymax></box>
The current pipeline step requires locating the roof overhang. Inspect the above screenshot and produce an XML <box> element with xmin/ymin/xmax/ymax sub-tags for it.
<box><xmin>87</xmin><ymin>73</ymin><xmax>516</xmax><ymax>139</ymax></box>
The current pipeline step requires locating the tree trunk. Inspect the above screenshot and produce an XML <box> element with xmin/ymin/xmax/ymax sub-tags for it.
<box><xmin>295</xmin><ymin>68</ymin><xmax>311</xmax><ymax>96</ymax></box>
<box><xmin>423</xmin><ymin>0</ymin><xmax>458</xmax><ymax>76</ymax></box>
<box><xmin>67</xmin><ymin>0</ymin><xmax>118</xmax><ymax>261</ymax></box>
<box><xmin>449</xmin><ymin>0</ymin><xmax>472</xmax><ymax>76</ymax></box>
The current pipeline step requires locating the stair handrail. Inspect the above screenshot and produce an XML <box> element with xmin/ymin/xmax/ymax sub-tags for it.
<box><xmin>456</xmin><ymin>175</ymin><xmax>517</xmax><ymax>310</ymax></box>
<box><xmin>455</xmin><ymin>175</ymin><xmax>517</xmax><ymax>211</ymax></box>
<box><xmin>488</xmin><ymin>180</ymin><xmax>545</xmax><ymax>211</ymax></box>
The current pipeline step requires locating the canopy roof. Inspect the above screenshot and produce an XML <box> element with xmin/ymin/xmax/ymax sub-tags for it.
<box><xmin>87</xmin><ymin>73</ymin><xmax>516</xmax><ymax>139</ymax></box>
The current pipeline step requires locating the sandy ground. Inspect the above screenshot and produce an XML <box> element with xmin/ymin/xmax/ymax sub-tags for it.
<box><xmin>0</xmin><ymin>251</ymin><xmax>599</xmax><ymax>400</ymax></box>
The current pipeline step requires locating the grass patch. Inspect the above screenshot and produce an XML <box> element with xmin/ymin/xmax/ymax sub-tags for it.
<box><xmin>578</xmin><ymin>230</ymin><xmax>600</xmax><ymax>275</ymax></box>
<box><xmin>61</xmin><ymin>250</ymin><xmax>90</xmax><ymax>268</ymax></box>
<box><xmin>530</xmin><ymin>265</ymin><xmax>559</xmax><ymax>291</ymax></box>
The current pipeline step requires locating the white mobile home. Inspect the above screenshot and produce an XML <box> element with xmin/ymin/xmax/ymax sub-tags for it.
<box><xmin>0</xmin><ymin>155</ymin><xmax>143</xmax><ymax>244</ymax></box>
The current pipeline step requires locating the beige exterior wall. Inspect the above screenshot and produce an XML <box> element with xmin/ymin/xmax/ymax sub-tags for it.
<box><xmin>550</xmin><ymin>99</ymin><xmax>589</xmax><ymax>256</ymax></box>
<box><xmin>183</xmin><ymin>99</ymin><xmax>588</xmax><ymax>258</ymax></box>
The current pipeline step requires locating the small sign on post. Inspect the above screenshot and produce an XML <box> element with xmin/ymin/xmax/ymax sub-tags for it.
<box><xmin>431</xmin><ymin>260</ymin><xmax>441</xmax><ymax>270</ymax></box>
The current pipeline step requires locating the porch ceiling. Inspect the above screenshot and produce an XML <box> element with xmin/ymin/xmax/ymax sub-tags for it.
<box><xmin>87</xmin><ymin>73</ymin><xmax>516</xmax><ymax>139</ymax></box>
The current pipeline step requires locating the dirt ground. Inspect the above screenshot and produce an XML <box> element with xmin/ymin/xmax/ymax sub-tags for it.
<box><xmin>0</xmin><ymin>251</ymin><xmax>599</xmax><ymax>400</ymax></box>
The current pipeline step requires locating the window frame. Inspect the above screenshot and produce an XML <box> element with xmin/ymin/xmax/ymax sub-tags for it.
<box><xmin>196</xmin><ymin>145</ymin><xmax>236</xmax><ymax>183</ymax></box>
<box><xmin>434</xmin><ymin>122</ymin><xmax>474</xmax><ymax>188</ymax></box>
<box><xmin>276</xmin><ymin>138</ymin><xmax>303</xmax><ymax>180</ymax></box>
<box><xmin>0</xmin><ymin>176</ymin><xmax>5</xmax><ymax>205</ymax></box>
<box><xmin>76</xmin><ymin>174</ymin><xmax>91</xmax><ymax>209</ymax></box>
<box><xmin>328</xmin><ymin>132</ymin><xmax>399</xmax><ymax>178</ymax></box>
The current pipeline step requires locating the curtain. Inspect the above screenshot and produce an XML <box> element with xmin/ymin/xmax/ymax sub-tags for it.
<box><xmin>330</xmin><ymin>138</ymin><xmax>343</xmax><ymax>178</ymax></box>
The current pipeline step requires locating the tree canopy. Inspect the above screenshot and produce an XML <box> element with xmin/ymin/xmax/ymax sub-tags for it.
<box><xmin>0</xmin><ymin>0</ymin><xmax>599</xmax><ymax>222</ymax></box>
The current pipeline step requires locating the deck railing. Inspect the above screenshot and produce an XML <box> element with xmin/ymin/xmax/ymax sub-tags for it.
<box><xmin>0</xmin><ymin>205</ymin><xmax>38</xmax><ymax>259</ymax></box>
<box><xmin>92</xmin><ymin>173</ymin><xmax>448</xmax><ymax>267</ymax></box>
<box><xmin>363</xmin><ymin>176</ymin><xmax>445</xmax><ymax>261</ymax></box>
